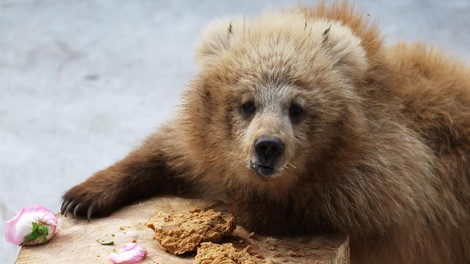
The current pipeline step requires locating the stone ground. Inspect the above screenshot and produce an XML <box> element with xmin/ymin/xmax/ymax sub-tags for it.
<box><xmin>1</xmin><ymin>0</ymin><xmax>469</xmax><ymax>262</ymax></box>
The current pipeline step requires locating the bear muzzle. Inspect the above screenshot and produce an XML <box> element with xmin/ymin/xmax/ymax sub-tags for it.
<box><xmin>251</xmin><ymin>136</ymin><xmax>285</xmax><ymax>177</ymax></box>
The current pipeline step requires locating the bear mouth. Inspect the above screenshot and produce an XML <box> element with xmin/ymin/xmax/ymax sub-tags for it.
<box><xmin>257</xmin><ymin>165</ymin><xmax>275</xmax><ymax>175</ymax></box>
<box><xmin>249</xmin><ymin>160</ymin><xmax>277</xmax><ymax>178</ymax></box>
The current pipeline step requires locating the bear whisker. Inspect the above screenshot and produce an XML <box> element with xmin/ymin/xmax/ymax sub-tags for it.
<box><xmin>285</xmin><ymin>162</ymin><xmax>297</xmax><ymax>170</ymax></box>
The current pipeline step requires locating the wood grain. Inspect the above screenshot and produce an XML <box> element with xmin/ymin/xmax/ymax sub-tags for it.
<box><xmin>16</xmin><ymin>196</ymin><xmax>349</xmax><ymax>263</ymax></box>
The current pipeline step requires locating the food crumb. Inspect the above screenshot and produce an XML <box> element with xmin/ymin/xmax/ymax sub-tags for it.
<box><xmin>287</xmin><ymin>251</ymin><xmax>305</xmax><ymax>257</ymax></box>
<box><xmin>255</xmin><ymin>253</ymin><xmax>265</xmax><ymax>259</ymax></box>
<box><xmin>267</xmin><ymin>244</ymin><xmax>277</xmax><ymax>251</ymax></box>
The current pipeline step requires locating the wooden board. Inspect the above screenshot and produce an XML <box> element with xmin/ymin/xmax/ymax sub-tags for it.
<box><xmin>16</xmin><ymin>196</ymin><xmax>349</xmax><ymax>263</ymax></box>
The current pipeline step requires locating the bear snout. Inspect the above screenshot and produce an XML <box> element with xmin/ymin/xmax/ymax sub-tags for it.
<box><xmin>253</xmin><ymin>136</ymin><xmax>284</xmax><ymax>175</ymax></box>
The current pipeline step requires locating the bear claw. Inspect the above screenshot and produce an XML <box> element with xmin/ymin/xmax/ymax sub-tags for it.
<box><xmin>61</xmin><ymin>196</ymin><xmax>100</xmax><ymax>221</ymax></box>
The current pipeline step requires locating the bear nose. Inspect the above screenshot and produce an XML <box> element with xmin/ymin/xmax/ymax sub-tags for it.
<box><xmin>254</xmin><ymin>136</ymin><xmax>284</xmax><ymax>167</ymax></box>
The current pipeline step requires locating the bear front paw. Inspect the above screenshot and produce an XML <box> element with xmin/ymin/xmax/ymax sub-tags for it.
<box><xmin>61</xmin><ymin>184</ymin><xmax>119</xmax><ymax>220</ymax></box>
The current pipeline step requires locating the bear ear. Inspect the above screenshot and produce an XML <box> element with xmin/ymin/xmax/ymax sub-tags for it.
<box><xmin>195</xmin><ymin>18</ymin><xmax>242</xmax><ymax>64</ymax></box>
<box><xmin>316</xmin><ymin>20</ymin><xmax>369</xmax><ymax>80</ymax></box>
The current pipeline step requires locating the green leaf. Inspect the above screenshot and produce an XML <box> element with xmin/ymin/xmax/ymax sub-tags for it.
<box><xmin>24</xmin><ymin>232</ymin><xmax>38</xmax><ymax>243</ymax></box>
<box><xmin>23</xmin><ymin>222</ymin><xmax>50</xmax><ymax>244</ymax></box>
<box><xmin>96</xmin><ymin>240</ymin><xmax>114</xmax><ymax>246</ymax></box>
<box><xmin>31</xmin><ymin>222</ymin><xmax>39</xmax><ymax>232</ymax></box>
<box><xmin>37</xmin><ymin>226</ymin><xmax>45</xmax><ymax>235</ymax></box>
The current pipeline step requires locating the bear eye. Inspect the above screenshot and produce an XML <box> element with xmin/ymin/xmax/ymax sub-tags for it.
<box><xmin>289</xmin><ymin>103</ymin><xmax>304</xmax><ymax>122</ymax></box>
<box><xmin>241</xmin><ymin>101</ymin><xmax>256</xmax><ymax>116</ymax></box>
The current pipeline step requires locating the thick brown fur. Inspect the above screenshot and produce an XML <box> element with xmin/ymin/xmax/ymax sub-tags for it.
<box><xmin>62</xmin><ymin>2</ymin><xmax>470</xmax><ymax>263</ymax></box>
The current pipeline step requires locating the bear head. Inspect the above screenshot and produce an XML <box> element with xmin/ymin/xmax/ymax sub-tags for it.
<box><xmin>182</xmin><ymin>9</ymin><xmax>371</xmax><ymax>193</ymax></box>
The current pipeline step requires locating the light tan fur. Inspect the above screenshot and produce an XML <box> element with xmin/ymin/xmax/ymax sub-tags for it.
<box><xmin>63</xmin><ymin>2</ymin><xmax>470</xmax><ymax>263</ymax></box>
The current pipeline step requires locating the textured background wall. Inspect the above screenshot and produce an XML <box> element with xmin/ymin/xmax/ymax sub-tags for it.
<box><xmin>1</xmin><ymin>0</ymin><xmax>469</xmax><ymax>262</ymax></box>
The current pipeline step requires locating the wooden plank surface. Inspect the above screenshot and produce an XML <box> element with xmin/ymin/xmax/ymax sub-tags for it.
<box><xmin>16</xmin><ymin>196</ymin><xmax>349</xmax><ymax>263</ymax></box>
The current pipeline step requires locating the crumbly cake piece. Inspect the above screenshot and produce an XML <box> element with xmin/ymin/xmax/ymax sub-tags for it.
<box><xmin>146</xmin><ymin>209</ymin><xmax>235</xmax><ymax>255</ymax></box>
<box><xmin>194</xmin><ymin>242</ymin><xmax>270</xmax><ymax>264</ymax></box>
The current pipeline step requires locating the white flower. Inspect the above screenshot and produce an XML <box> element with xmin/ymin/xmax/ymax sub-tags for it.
<box><xmin>5</xmin><ymin>205</ymin><xmax>58</xmax><ymax>246</ymax></box>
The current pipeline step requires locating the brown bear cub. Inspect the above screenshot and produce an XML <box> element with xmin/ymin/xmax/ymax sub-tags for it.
<box><xmin>62</xmin><ymin>2</ymin><xmax>470</xmax><ymax>263</ymax></box>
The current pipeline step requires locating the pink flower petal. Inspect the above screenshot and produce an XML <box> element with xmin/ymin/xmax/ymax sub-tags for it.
<box><xmin>109</xmin><ymin>243</ymin><xmax>147</xmax><ymax>264</ymax></box>
<box><xmin>5</xmin><ymin>208</ymin><xmax>26</xmax><ymax>245</ymax></box>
